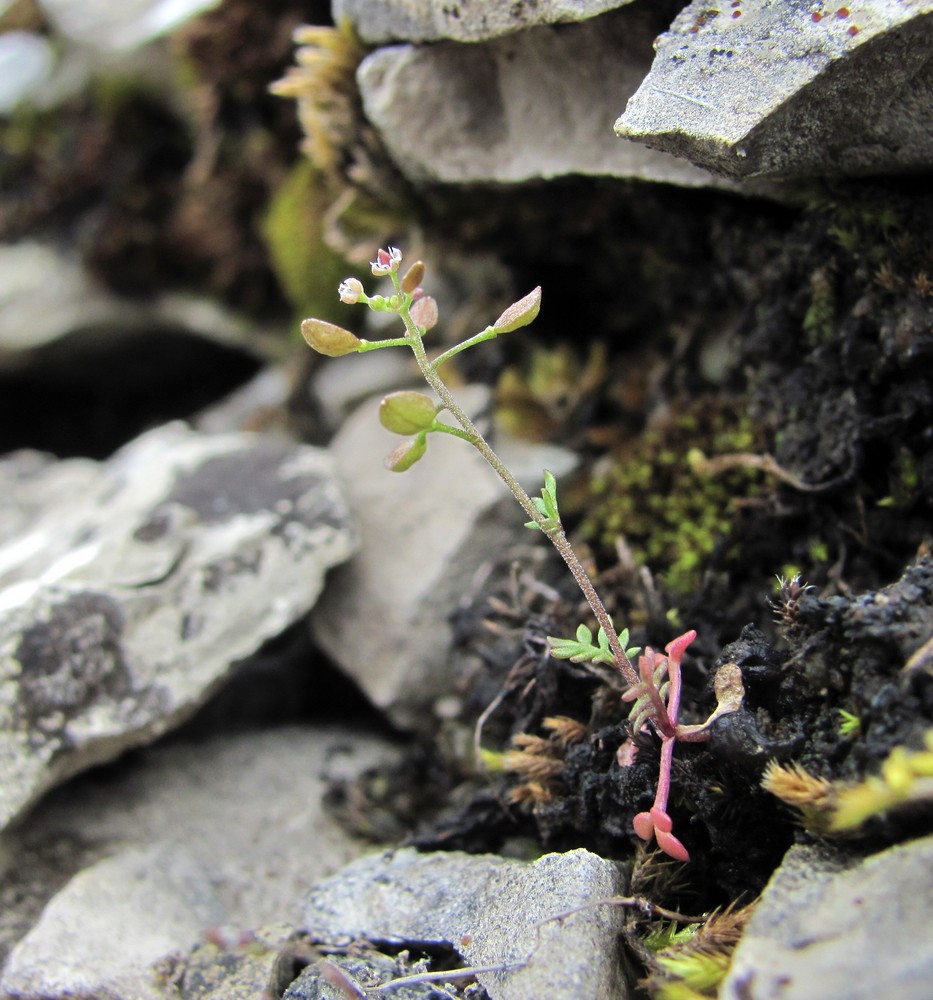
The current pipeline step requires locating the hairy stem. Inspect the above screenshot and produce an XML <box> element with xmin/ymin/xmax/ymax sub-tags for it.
<box><xmin>395</xmin><ymin>284</ymin><xmax>638</xmax><ymax>689</ymax></box>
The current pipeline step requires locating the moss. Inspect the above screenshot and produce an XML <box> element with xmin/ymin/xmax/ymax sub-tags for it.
<box><xmin>580</xmin><ymin>398</ymin><xmax>765</xmax><ymax>596</ymax></box>
<box><xmin>260</xmin><ymin>159</ymin><xmax>349</xmax><ymax>323</ymax></box>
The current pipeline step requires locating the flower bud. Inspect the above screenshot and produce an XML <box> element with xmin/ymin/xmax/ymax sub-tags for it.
<box><xmin>384</xmin><ymin>434</ymin><xmax>427</xmax><ymax>472</ymax></box>
<box><xmin>492</xmin><ymin>286</ymin><xmax>542</xmax><ymax>333</ymax></box>
<box><xmin>401</xmin><ymin>260</ymin><xmax>425</xmax><ymax>293</ymax></box>
<box><xmin>300</xmin><ymin>318</ymin><xmax>362</xmax><ymax>356</ymax></box>
<box><xmin>410</xmin><ymin>295</ymin><xmax>438</xmax><ymax>331</ymax></box>
<box><xmin>379</xmin><ymin>391</ymin><xmax>438</xmax><ymax>435</ymax></box>
<box><xmin>338</xmin><ymin>278</ymin><xmax>364</xmax><ymax>304</ymax></box>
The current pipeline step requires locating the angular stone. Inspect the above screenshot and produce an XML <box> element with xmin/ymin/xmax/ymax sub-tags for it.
<box><xmin>615</xmin><ymin>1</ymin><xmax>933</xmax><ymax>178</ymax></box>
<box><xmin>355</xmin><ymin>7</ymin><xmax>734</xmax><ymax>186</ymax></box>
<box><xmin>310</xmin><ymin>386</ymin><xmax>577</xmax><ymax>731</ymax></box>
<box><xmin>1</xmin><ymin>844</ymin><xmax>222</xmax><ymax>1000</ymax></box>
<box><xmin>720</xmin><ymin>836</ymin><xmax>933</xmax><ymax>1000</ymax></box>
<box><xmin>0</xmin><ymin>241</ymin><xmax>257</xmax><ymax>356</ymax></box>
<box><xmin>334</xmin><ymin>0</ymin><xmax>636</xmax><ymax>43</ymax></box>
<box><xmin>301</xmin><ymin>847</ymin><xmax>630</xmax><ymax>999</ymax></box>
<box><xmin>0</xmin><ymin>424</ymin><xmax>357</xmax><ymax>830</ymax></box>
<box><xmin>39</xmin><ymin>0</ymin><xmax>219</xmax><ymax>50</ymax></box>
<box><xmin>0</xmin><ymin>726</ymin><xmax>398</xmax><ymax>997</ymax></box>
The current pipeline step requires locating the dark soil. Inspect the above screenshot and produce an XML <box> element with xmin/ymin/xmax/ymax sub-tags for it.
<box><xmin>328</xmin><ymin>177</ymin><xmax>933</xmax><ymax>912</ymax></box>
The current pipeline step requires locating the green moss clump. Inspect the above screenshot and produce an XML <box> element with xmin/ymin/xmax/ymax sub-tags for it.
<box><xmin>261</xmin><ymin>159</ymin><xmax>350</xmax><ymax>323</ymax></box>
<box><xmin>581</xmin><ymin>398</ymin><xmax>764</xmax><ymax>596</ymax></box>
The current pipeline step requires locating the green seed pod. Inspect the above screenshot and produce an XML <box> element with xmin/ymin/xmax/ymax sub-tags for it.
<box><xmin>379</xmin><ymin>391</ymin><xmax>438</xmax><ymax>435</ymax></box>
<box><xmin>300</xmin><ymin>318</ymin><xmax>362</xmax><ymax>356</ymax></box>
<box><xmin>384</xmin><ymin>434</ymin><xmax>427</xmax><ymax>472</ymax></box>
<box><xmin>492</xmin><ymin>286</ymin><xmax>542</xmax><ymax>333</ymax></box>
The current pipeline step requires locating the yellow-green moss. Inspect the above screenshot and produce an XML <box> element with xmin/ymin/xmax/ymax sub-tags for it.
<box><xmin>580</xmin><ymin>399</ymin><xmax>764</xmax><ymax>596</ymax></box>
<box><xmin>260</xmin><ymin>159</ymin><xmax>350</xmax><ymax>323</ymax></box>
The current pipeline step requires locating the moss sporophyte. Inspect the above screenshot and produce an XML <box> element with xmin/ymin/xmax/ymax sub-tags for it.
<box><xmin>302</xmin><ymin>248</ymin><xmax>745</xmax><ymax>861</ymax></box>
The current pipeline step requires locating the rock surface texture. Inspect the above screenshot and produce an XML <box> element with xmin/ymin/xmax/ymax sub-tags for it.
<box><xmin>0</xmin><ymin>726</ymin><xmax>396</xmax><ymax>999</ymax></box>
<box><xmin>721</xmin><ymin>836</ymin><xmax>933</xmax><ymax>1000</ymax></box>
<box><xmin>354</xmin><ymin>5</ymin><xmax>730</xmax><ymax>186</ymax></box>
<box><xmin>301</xmin><ymin>847</ymin><xmax>630</xmax><ymax>1000</ymax></box>
<box><xmin>0</xmin><ymin>424</ymin><xmax>357</xmax><ymax>831</ymax></box>
<box><xmin>333</xmin><ymin>0</ymin><xmax>637</xmax><ymax>43</ymax></box>
<box><xmin>616</xmin><ymin>1</ymin><xmax>933</xmax><ymax>177</ymax></box>
<box><xmin>311</xmin><ymin>387</ymin><xmax>576</xmax><ymax>731</ymax></box>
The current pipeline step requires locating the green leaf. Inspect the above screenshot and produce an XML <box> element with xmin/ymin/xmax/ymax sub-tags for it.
<box><xmin>548</xmin><ymin>622</ymin><xmax>640</xmax><ymax>666</ymax></box>
<box><xmin>524</xmin><ymin>470</ymin><xmax>562</xmax><ymax>532</ymax></box>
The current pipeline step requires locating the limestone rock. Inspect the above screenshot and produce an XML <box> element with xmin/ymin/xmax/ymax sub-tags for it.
<box><xmin>0</xmin><ymin>424</ymin><xmax>357</xmax><ymax>831</ymax></box>
<box><xmin>615</xmin><ymin>1</ymin><xmax>933</xmax><ymax>178</ymax></box>
<box><xmin>720</xmin><ymin>836</ymin><xmax>933</xmax><ymax>1000</ymax></box>
<box><xmin>355</xmin><ymin>6</ymin><xmax>732</xmax><ymax>186</ymax></box>
<box><xmin>0</xmin><ymin>32</ymin><xmax>55</xmax><ymax>113</ymax></box>
<box><xmin>1</xmin><ymin>845</ymin><xmax>222</xmax><ymax>1000</ymax></box>
<box><xmin>301</xmin><ymin>846</ymin><xmax>630</xmax><ymax>999</ymax></box>
<box><xmin>310</xmin><ymin>386</ymin><xmax>577</xmax><ymax>731</ymax></box>
<box><xmin>0</xmin><ymin>726</ymin><xmax>398</xmax><ymax>998</ymax></box>
<box><xmin>38</xmin><ymin>0</ymin><xmax>220</xmax><ymax>51</ymax></box>
<box><xmin>334</xmin><ymin>0</ymin><xmax>636</xmax><ymax>43</ymax></box>
<box><xmin>0</xmin><ymin>241</ymin><xmax>260</xmax><ymax>357</ymax></box>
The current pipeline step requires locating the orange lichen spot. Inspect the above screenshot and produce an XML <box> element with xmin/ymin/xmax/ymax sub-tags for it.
<box><xmin>847</xmin><ymin>24</ymin><xmax>859</xmax><ymax>35</ymax></box>
<box><xmin>811</xmin><ymin>11</ymin><xmax>823</xmax><ymax>21</ymax></box>
<box><xmin>732</xmin><ymin>9</ymin><xmax>742</xmax><ymax>16</ymax></box>
<box><xmin>836</xmin><ymin>6</ymin><xmax>850</xmax><ymax>16</ymax></box>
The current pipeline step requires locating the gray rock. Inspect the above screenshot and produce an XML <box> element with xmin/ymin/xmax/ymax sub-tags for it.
<box><xmin>334</xmin><ymin>0</ymin><xmax>636</xmax><ymax>43</ymax></box>
<box><xmin>283</xmin><ymin>950</ymin><xmax>449</xmax><ymax>999</ymax></box>
<box><xmin>310</xmin><ymin>386</ymin><xmax>577</xmax><ymax>731</ymax></box>
<box><xmin>192</xmin><ymin>365</ymin><xmax>291</xmax><ymax>435</ymax></box>
<box><xmin>0</xmin><ymin>726</ymin><xmax>398</xmax><ymax>998</ymax></box>
<box><xmin>615</xmin><ymin>1</ymin><xmax>933</xmax><ymax>178</ymax></box>
<box><xmin>0</xmin><ymin>424</ymin><xmax>357</xmax><ymax>830</ymax></box>
<box><xmin>302</xmin><ymin>846</ymin><xmax>630</xmax><ymax>999</ymax></box>
<box><xmin>355</xmin><ymin>7</ymin><xmax>733</xmax><ymax>186</ymax></box>
<box><xmin>0</xmin><ymin>241</ymin><xmax>263</xmax><ymax>357</ymax></box>
<box><xmin>1</xmin><ymin>844</ymin><xmax>221</xmax><ymax>1000</ymax></box>
<box><xmin>310</xmin><ymin>347</ymin><xmax>418</xmax><ymax>431</ymax></box>
<box><xmin>0</xmin><ymin>32</ymin><xmax>55</xmax><ymax>113</ymax></box>
<box><xmin>720</xmin><ymin>836</ymin><xmax>933</xmax><ymax>1000</ymax></box>
<box><xmin>39</xmin><ymin>0</ymin><xmax>219</xmax><ymax>51</ymax></box>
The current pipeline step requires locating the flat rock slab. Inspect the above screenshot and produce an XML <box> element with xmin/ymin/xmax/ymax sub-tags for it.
<box><xmin>311</xmin><ymin>386</ymin><xmax>577</xmax><ymax>731</ymax></box>
<box><xmin>721</xmin><ymin>835</ymin><xmax>933</xmax><ymax>1000</ymax></box>
<box><xmin>356</xmin><ymin>6</ymin><xmax>733</xmax><ymax>186</ymax></box>
<box><xmin>334</xmin><ymin>0</ymin><xmax>635</xmax><ymax>43</ymax></box>
<box><xmin>0</xmin><ymin>726</ymin><xmax>397</xmax><ymax>999</ymax></box>
<box><xmin>301</xmin><ymin>846</ymin><xmax>630</xmax><ymax>999</ymax></box>
<box><xmin>0</xmin><ymin>424</ymin><xmax>357</xmax><ymax>831</ymax></box>
<box><xmin>616</xmin><ymin>1</ymin><xmax>933</xmax><ymax>178</ymax></box>
<box><xmin>1</xmin><ymin>845</ymin><xmax>221</xmax><ymax>1000</ymax></box>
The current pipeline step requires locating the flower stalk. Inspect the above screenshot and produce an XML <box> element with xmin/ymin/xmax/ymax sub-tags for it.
<box><xmin>301</xmin><ymin>248</ymin><xmax>743</xmax><ymax>861</ymax></box>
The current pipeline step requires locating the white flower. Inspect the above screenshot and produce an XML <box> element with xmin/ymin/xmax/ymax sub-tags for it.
<box><xmin>370</xmin><ymin>246</ymin><xmax>402</xmax><ymax>276</ymax></box>
<box><xmin>338</xmin><ymin>277</ymin><xmax>364</xmax><ymax>304</ymax></box>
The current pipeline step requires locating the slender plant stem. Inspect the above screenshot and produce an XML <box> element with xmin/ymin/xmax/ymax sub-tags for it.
<box><xmin>431</xmin><ymin>326</ymin><xmax>497</xmax><ymax>369</ymax></box>
<box><xmin>394</xmin><ymin>285</ymin><xmax>639</xmax><ymax>689</ymax></box>
<box><xmin>653</xmin><ymin>736</ymin><xmax>675</xmax><ymax>814</ymax></box>
<box><xmin>430</xmin><ymin>421</ymin><xmax>476</xmax><ymax>443</ymax></box>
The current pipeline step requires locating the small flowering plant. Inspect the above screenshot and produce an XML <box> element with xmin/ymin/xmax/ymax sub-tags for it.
<box><xmin>301</xmin><ymin>248</ymin><xmax>744</xmax><ymax>861</ymax></box>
